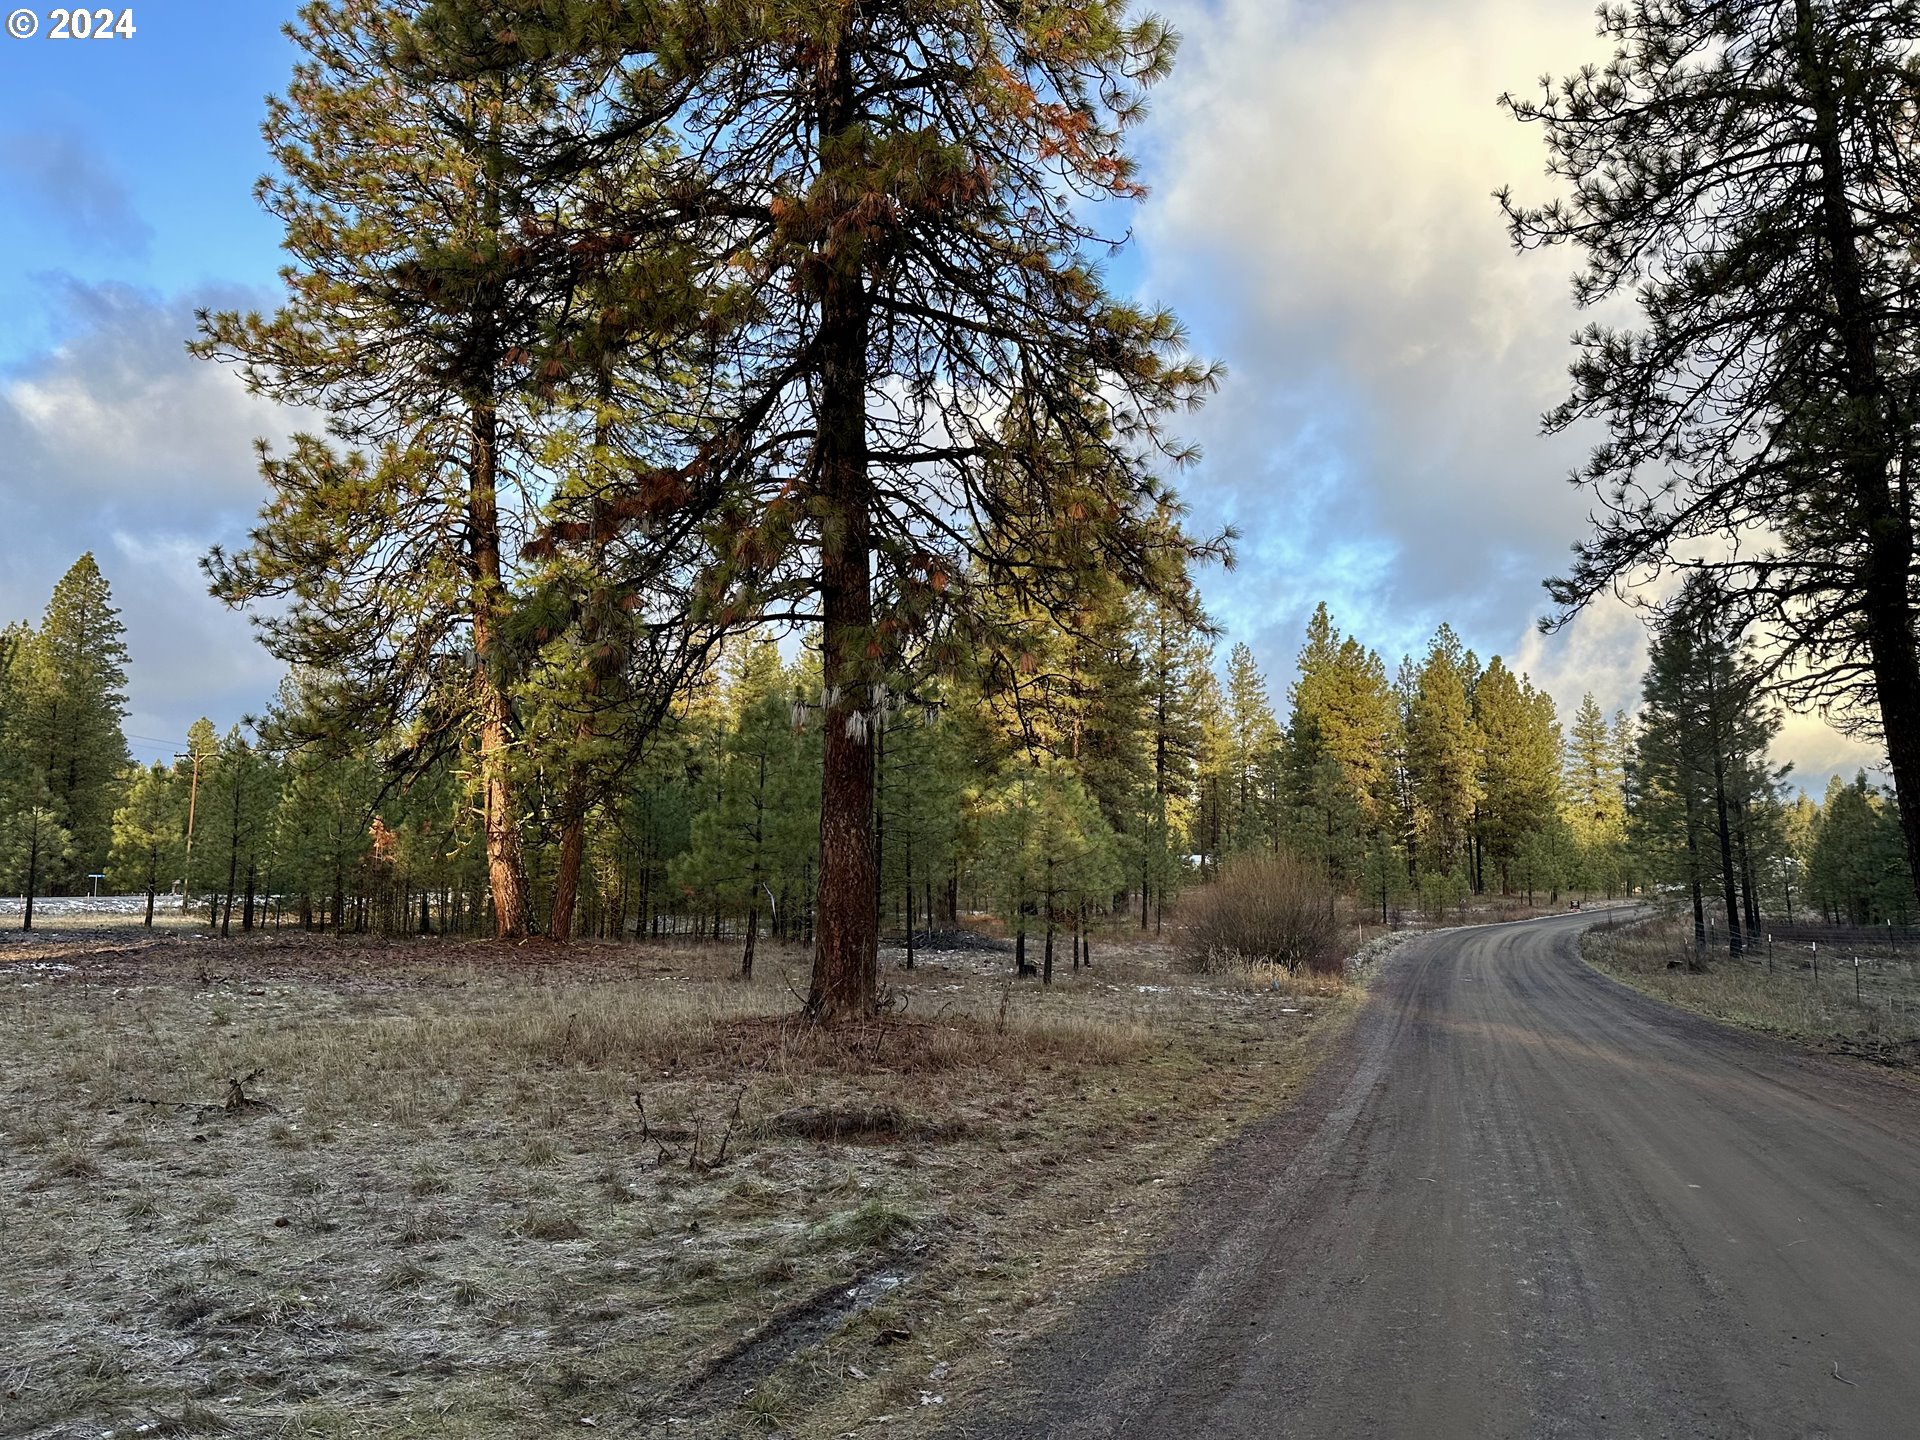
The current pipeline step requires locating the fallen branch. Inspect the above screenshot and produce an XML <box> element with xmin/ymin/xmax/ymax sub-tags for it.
<box><xmin>124</xmin><ymin>1068</ymin><xmax>279</xmax><ymax>1116</ymax></box>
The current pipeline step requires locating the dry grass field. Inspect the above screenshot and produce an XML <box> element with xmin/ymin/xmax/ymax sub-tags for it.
<box><xmin>0</xmin><ymin>923</ymin><xmax>1363</xmax><ymax>1440</ymax></box>
<box><xmin>1583</xmin><ymin>912</ymin><xmax>1920</xmax><ymax>1068</ymax></box>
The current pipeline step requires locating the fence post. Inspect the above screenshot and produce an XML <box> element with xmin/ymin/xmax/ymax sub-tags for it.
<box><xmin>1767</xmin><ymin>934</ymin><xmax>1773</xmax><ymax>976</ymax></box>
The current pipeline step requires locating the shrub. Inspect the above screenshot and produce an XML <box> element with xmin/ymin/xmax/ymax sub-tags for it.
<box><xmin>1177</xmin><ymin>852</ymin><xmax>1347</xmax><ymax>977</ymax></box>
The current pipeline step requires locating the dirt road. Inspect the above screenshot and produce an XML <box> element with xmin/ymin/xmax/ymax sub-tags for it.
<box><xmin>956</xmin><ymin>912</ymin><xmax>1920</xmax><ymax>1439</ymax></box>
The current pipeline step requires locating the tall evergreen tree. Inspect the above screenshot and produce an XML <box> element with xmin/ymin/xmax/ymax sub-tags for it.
<box><xmin>196</xmin><ymin>0</ymin><xmax>697</xmax><ymax>937</ymax></box>
<box><xmin>3</xmin><ymin>555</ymin><xmax>132</xmax><ymax>892</ymax></box>
<box><xmin>1405</xmin><ymin>625</ymin><xmax>1481</xmax><ymax>880</ymax></box>
<box><xmin>110</xmin><ymin>762</ymin><xmax>186</xmax><ymax>927</ymax></box>
<box><xmin>1474</xmin><ymin>658</ymin><xmax>1562</xmax><ymax>893</ymax></box>
<box><xmin>1504</xmin><ymin>0</ymin><xmax>1920</xmax><ymax>904</ymax></box>
<box><xmin>1565</xmin><ymin>692</ymin><xmax>1629</xmax><ymax>895</ymax></box>
<box><xmin>1136</xmin><ymin>593</ymin><xmax>1211</xmax><ymax>929</ymax></box>
<box><xmin>1804</xmin><ymin>773</ymin><xmax>1914</xmax><ymax>924</ymax></box>
<box><xmin>1287</xmin><ymin>603</ymin><xmax>1399</xmax><ymax>835</ymax></box>
<box><xmin>1222</xmin><ymin>642</ymin><xmax>1282</xmax><ymax>857</ymax></box>
<box><xmin>673</xmin><ymin>641</ymin><xmax>820</xmax><ymax>977</ymax></box>
<box><xmin>1633</xmin><ymin>580</ymin><xmax>1783</xmax><ymax>956</ymax></box>
<box><xmin>417</xmin><ymin>1</ymin><xmax>1223</xmax><ymax>1018</ymax></box>
<box><xmin>201</xmin><ymin>727</ymin><xmax>282</xmax><ymax>937</ymax></box>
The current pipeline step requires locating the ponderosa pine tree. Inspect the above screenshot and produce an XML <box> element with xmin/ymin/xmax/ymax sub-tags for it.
<box><xmin>1473</xmin><ymin>658</ymin><xmax>1562</xmax><ymax>893</ymax></box>
<box><xmin>416</xmin><ymin>1</ymin><xmax>1223</xmax><ymax>1017</ymax></box>
<box><xmin>878</xmin><ymin>696</ymin><xmax>966</xmax><ymax>968</ymax></box>
<box><xmin>1405</xmin><ymin>625</ymin><xmax>1481</xmax><ymax>881</ymax></box>
<box><xmin>1565</xmin><ymin>692</ymin><xmax>1629</xmax><ymax>895</ymax></box>
<box><xmin>672</xmin><ymin>640</ymin><xmax>818</xmax><ymax>977</ymax></box>
<box><xmin>201</xmin><ymin>727</ymin><xmax>281</xmax><ymax>937</ymax></box>
<box><xmin>1136</xmin><ymin>591</ymin><xmax>1211</xmax><ymax>929</ymax></box>
<box><xmin>197</xmin><ymin>0</ymin><xmax>697</xmax><ymax>938</ymax></box>
<box><xmin>1189</xmin><ymin>663</ymin><xmax>1230</xmax><ymax>879</ymax></box>
<box><xmin>1286</xmin><ymin>604</ymin><xmax>1399</xmax><ymax>839</ymax></box>
<box><xmin>1634</xmin><ymin>580</ymin><xmax>1783</xmax><ymax>956</ymax></box>
<box><xmin>110</xmin><ymin>762</ymin><xmax>185</xmax><ymax>927</ymax></box>
<box><xmin>973</xmin><ymin>757</ymin><xmax>1119</xmax><ymax>986</ymax></box>
<box><xmin>1504</xmin><ymin>0</ymin><xmax>1920</xmax><ymax>904</ymax></box>
<box><xmin>3</xmin><ymin>555</ymin><xmax>132</xmax><ymax>891</ymax></box>
<box><xmin>1223</xmin><ymin>641</ymin><xmax>1282</xmax><ymax>858</ymax></box>
<box><xmin>1804</xmin><ymin>773</ymin><xmax>1914</xmax><ymax>924</ymax></box>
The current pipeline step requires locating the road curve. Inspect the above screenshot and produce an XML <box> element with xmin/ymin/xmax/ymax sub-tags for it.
<box><xmin>954</xmin><ymin>911</ymin><xmax>1920</xmax><ymax>1439</ymax></box>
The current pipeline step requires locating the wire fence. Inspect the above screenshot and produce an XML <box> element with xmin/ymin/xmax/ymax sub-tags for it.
<box><xmin>1679</xmin><ymin>913</ymin><xmax>1920</xmax><ymax>1017</ymax></box>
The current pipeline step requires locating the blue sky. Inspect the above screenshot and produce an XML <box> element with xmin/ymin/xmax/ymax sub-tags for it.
<box><xmin>0</xmin><ymin>0</ymin><xmax>1879</xmax><ymax>791</ymax></box>
<box><xmin>0</xmin><ymin>3</ymin><xmax>295</xmax><ymax>358</ymax></box>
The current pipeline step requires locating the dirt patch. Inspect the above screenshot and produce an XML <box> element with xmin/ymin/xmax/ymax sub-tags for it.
<box><xmin>0</xmin><ymin>927</ymin><xmax>1356</xmax><ymax>1439</ymax></box>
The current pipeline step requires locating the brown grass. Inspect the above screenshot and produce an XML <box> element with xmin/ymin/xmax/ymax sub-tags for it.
<box><xmin>0</xmin><ymin>925</ymin><xmax>1359</xmax><ymax>1440</ymax></box>
<box><xmin>1583</xmin><ymin>913</ymin><xmax>1920</xmax><ymax>1066</ymax></box>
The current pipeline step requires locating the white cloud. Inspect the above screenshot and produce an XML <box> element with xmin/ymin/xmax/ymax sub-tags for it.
<box><xmin>1142</xmin><ymin>0</ymin><xmax>1880</xmax><ymax>788</ymax></box>
<box><xmin>0</xmin><ymin>280</ymin><xmax>295</xmax><ymax>746</ymax></box>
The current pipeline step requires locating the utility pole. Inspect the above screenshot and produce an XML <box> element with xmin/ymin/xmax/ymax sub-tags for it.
<box><xmin>174</xmin><ymin>747</ymin><xmax>205</xmax><ymax>915</ymax></box>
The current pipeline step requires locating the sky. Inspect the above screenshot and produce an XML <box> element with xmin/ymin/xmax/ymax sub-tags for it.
<box><xmin>0</xmin><ymin>0</ymin><xmax>1883</xmax><ymax>792</ymax></box>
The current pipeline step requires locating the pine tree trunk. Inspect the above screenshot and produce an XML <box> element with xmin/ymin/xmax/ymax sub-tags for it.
<box><xmin>21</xmin><ymin>816</ymin><xmax>38</xmax><ymax>931</ymax></box>
<box><xmin>902</xmin><ymin>824</ymin><xmax>914</xmax><ymax>969</ymax></box>
<box><xmin>468</xmin><ymin>398</ymin><xmax>531</xmax><ymax>940</ymax></box>
<box><xmin>222</xmin><ymin>837</ymin><xmax>238</xmax><ymax>939</ymax></box>
<box><xmin>804</xmin><ymin>36</ymin><xmax>879</xmax><ymax>1024</ymax></box>
<box><xmin>1711</xmin><ymin>748</ymin><xmax>1744</xmax><ymax>957</ymax></box>
<box><xmin>1793</xmin><ymin>0</ymin><xmax>1920</xmax><ymax>912</ymax></box>
<box><xmin>1735</xmin><ymin>800</ymin><xmax>1760</xmax><ymax>933</ymax></box>
<box><xmin>1685</xmin><ymin>791</ymin><xmax>1707</xmax><ymax>962</ymax></box>
<box><xmin>549</xmin><ymin>778</ymin><xmax>589</xmax><ymax>941</ymax></box>
<box><xmin>742</xmin><ymin>901</ymin><xmax>758</xmax><ymax>981</ymax></box>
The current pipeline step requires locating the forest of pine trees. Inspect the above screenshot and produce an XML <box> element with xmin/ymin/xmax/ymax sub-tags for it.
<box><xmin>6</xmin><ymin>1</ymin><xmax>1915</xmax><ymax>987</ymax></box>
<box><xmin>2</xmin><ymin>550</ymin><xmax>1909</xmax><ymax>963</ymax></box>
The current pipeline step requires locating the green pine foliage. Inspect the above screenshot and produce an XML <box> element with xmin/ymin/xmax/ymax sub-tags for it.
<box><xmin>1801</xmin><ymin>775</ymin><xmax>1915</xmax><ymax>927</ymax></box>
<box><xmin>671</xmin><ymin>641</ymin><xmax>820</xmax><ymax>977</ymax></box>
<box><xmin>1405</xmin><ymin>625</ymin><xmax>1481</xmax><ymax>879</ymax></box>
<box><xmin>1473</xmin><ymin>658</ymin><xmax>1562</xmax><ymax>894</ymax></box>
<box><xmin>1630</xmin><ymin>580</ymin><xmax>1787</xmax><ymax>957</ymax></box>
<box><xmin>110</xmin><ymin>762</ymin><xmax>186</xmax><ymax>926</ymax></box>
<box><xmin>0</xmin><ymin>556</ymin><xmax>134</xmax><ymax>919</ymax></box>
<box><xmin>200</xmin><ymin>727</ymin><xmax>283</xmax><ymax>937</ymax></box>
<box><xmin>1505</xmin><ymin>0</ymin><xmax>1920</xmax><ymax>905</ymax></box>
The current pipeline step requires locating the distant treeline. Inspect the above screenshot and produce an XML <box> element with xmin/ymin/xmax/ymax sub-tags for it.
<box><xmin>1</xmin><ymin>556</ymin><xmax>1903</xmax><ymax>960</ymax></box>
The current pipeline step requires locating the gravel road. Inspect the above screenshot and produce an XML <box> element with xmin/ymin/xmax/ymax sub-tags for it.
<box><xmin>956</xmin><ymin>910</ymin><xmax>1920</xmax><ymax>1439</ymax></box>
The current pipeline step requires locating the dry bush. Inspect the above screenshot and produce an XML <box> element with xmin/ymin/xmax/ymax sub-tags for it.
<box><xmin>1177</xmin><ymin>852</ymin><xmax>1349</xmax><ymax>977</ymax></box>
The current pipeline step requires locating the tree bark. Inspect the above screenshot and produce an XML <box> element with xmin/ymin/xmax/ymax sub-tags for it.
<box><xmin>1796</xmin><ymin>0</ymin><xmax>1920</xmax><ymax>911</ymax></box>
<box><xmin>805</xmin><ymin>35</ymin><xmax>879</xmax><ymax>1023</ymax></box>
<box><xmin>1685</xmin><ymin>789</ymin><xmax>1707</xmax><ymax>961</ymax></box>
<box><xmin>549</xmin><ymin>774</ymin><xmax>589</xmax><ymax>941</ymax></box>
<box><xmin>1711</xmin><ymin>747</ymin><xmax>1744</xmax><ymax>957</ymax></box>
<box><xmin>468</xmin><ymin>398</ymin><xmax>531</xmax><ymax>939</ymax></box>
